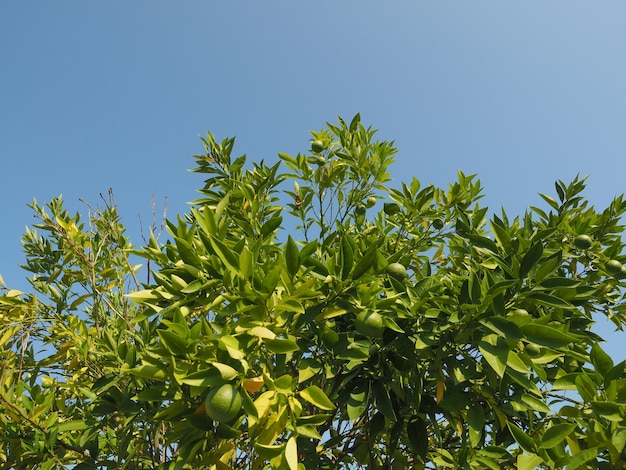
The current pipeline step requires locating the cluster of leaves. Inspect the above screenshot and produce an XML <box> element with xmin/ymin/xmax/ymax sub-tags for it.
<box><xmin>1</xmin><ymin>115</ymin><xmax>626</xmax><ymax>469</ymax></box>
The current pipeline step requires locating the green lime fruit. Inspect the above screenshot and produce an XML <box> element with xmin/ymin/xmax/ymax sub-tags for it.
<box><xmin>387</xmin><ymin>262</ymin><xmax>408</xmax><ymax>280</ymax></box>
<box><xmin>574</xmin><ymin>234</ymin><xmax>593</xmax><ymax>249</ymax></box>
<box><xmin>355</xmin><ymin>205</ymin><xmax>366</xmax><ymax>216</ymax></box>
<box><xmin>432</xmin><ymin>218</ymin><xmax>444</xmax><ymax>229</ymax></box>
<box><xmin>355</xmin><ymin>311</ymin><xmax>385</xmax><ymax>338</ymax></box>
<box><xmin>205</xmin><ymin>384</ymin><xmax>242</xmax><ymax>423</ymax></box>
<box><xmin>365</xmin><ymin>196</ymin><xmax>377</xmax><ymax>208</ymax></box>
<box><xmin>311</xmin><ymin>140</ymin><xmax>325</xmax><ymax>153</ymax></box>
<box><xmin>383</xmin><ymin>203</ymin><xmax>400</xmax><ymax>215</ymax></box>
<box><xmin>525</xmin><ymin>343</ymin><xmax>542</xmax><ymax>357</ymax></box>
<box><xmin>513</xmin><ymin>308</ymin><xmax>530</xmax><ymax>316</ymax></box>
<box><xmin>606</xmin><ymin>260</ymin><xmax>623</xmax><ymax>275</ymax></box>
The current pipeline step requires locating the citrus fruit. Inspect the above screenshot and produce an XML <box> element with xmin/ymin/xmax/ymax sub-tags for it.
<box><xmin>355</xmin><ymin>205</ymin><xmax>366</xmax><ymax>216</ymax></box>
<box><xmin>513</xmin><ymin>308</ymin><xmax>530</xmax><ymax>316</ymax></box>
<box><xmin>204</xmin><ymin>384</ymin><xmax>242</xmax><ymax>423</ymax></box>
<box><xmin>355</xmin><ymin>311</ymin><xmax>385</xmax><ymax>338</ymax></box>
<box><xmin>432</xmin><ymin>218</ymin><xmax>444</xmax><ymax>229</ymax></box>
<box><xmin>383</xmin><ymin>203</ymin><xmax>400</xmax><ymax>215</ymax></box>
<box><xmin>311</xmin><ymin>140</ymin><xmax>325</xmax><ymax>153</ymax></box>
<box><xmin>606</xmin><ymin>260</ymin><xmax>623</xmax><ymax>275</ymax></box>
<box><xmin>365</xmin><ymin>196</ymin><xmax>377</xmax><ymax>208</ymax></box>
<box><xmin>525</xmin><ymin>343</ymin><xmax>542</xmax><ymax>357</ymax></box>
<box><xmin>387</xmin><ymin>262</ymin><xmax>408</xmax><ymax>280</ymax></box>
<box><xmin>574</xmin><ymin>234</ymin><xmax>592</xmax><ymax>249</ymax></box>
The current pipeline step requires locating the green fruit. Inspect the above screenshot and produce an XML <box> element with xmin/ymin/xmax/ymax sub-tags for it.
<box><xmin>574</xmin><ymin>234</ymin><xmax>593</xmax><ymax>249</ymax></box>
<box><xmin>525</xmin><ymin>343</ymin><xmax>542</xmax><ymax>357</ymax></box>
<box><xmin>606</xmin><ymin>260</ymin><xmax>623</xmax><ymax>275</ymax></box>
<box><xmin>311</xmin><ymin>140</ymin><xmax>325</xmax><ymax>153</ymax></box>
<box><xmin>432</xmin><ymin>218</ymin><xmax>444</xmax><ymax>229</ymax></box>
<box><xmin>355</xmin><ymin>311</ymin><xmax>385</xmax><ymax>338</ymax></box>
<box><xmin>513</xmin><ymin>308</ymin><xmax>530</xmax><ymax>316</ymax></box>
<box><xmin>315</xmin><ymin>156</ymin><xmax>327</xmax><ymax>165</ymax></box>
<box><xmin>205</xmin><ymin>384</ymin><xmax>242</xmax><ymax>423</ymax></box>
<box><xmin>355</xmin><ymin>205</ymin><xmax>366</xmax><ymax>216</ymax></box>
<box><xmin>387</xmin><ymin>262</ymin><xmax>408</xmax><ymax>280</ymax></box>
<box><xmin>365</xmin><ymin>196</ymin><xmax>377</xmax><ymax>208</ymax></box>
<box><xmin>383</xmin><ymin>202</ymin><xmax>400</xmax><ymax>215</ymax></box>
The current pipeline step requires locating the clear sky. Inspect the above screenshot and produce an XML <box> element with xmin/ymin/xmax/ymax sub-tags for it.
<box><xmin>2</xmin><ymin>2</ymin><xmax>625</xmax><ymax>359</ymax></box>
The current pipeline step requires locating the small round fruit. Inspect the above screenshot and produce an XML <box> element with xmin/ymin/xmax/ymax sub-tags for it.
<box><xmin>432</xmin><ymin>218</ymin><xmax>444</xmax><ymax>229</ymax></box>
<box><xmin>365</xmin><ymin>196</ymin><xmax>377</xmax><ymax>208</ymax></box>
<box><xmin>387</xmin><ymin>262</ymin><xmax>408</xmax><ymax>280</ymax></box>
<box><xmin>311</xmin><ymin>140</ymin><xmax>325</xmax><ymax>153</ymax></box>
<box><xmin>513</xmin><ymin>308</ymin><xmax>530</xmax><ymax>316</ymax></box>
<box><xmin>205</xmin><ymin>384</ymin><xmax>242</xmax><ymax>423</ymax></box>
<box><xmin>383</xmin><ymin>202</ymin><xmax>400</xmax><ymax>215</ymax></box>
<box><xmin>606</xmin><ymin>260</ymin><xmax>623</xmax><ymax>275</ymax></box>
<box><xmin>355</xmin><ymin>205</ymin><xmax>366</xmax><ymax>216</ymax></box>
<box><xmin>574</xmin><ymin>234</ymin><xmax>593</xmax><ymax>249</ymax></box>
<box><xmin>525</xmin><ymin>343</ymin><xmax>542</xmax><ymax>357</ymax></box>
<box><xmin>355</xmin><ymin>311</ymin><xmax>385</xmax><ymax>338</ymax></box>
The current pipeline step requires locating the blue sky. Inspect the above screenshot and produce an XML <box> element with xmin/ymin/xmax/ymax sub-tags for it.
<box><xmin>2</xmin><ymin>2</ymin><xmax>625</xmax><ymax>359</ymax></box>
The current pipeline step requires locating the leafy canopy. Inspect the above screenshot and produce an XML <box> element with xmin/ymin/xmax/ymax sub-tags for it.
<box><xmin>1</xmin><ymin>115</ymin><xmax>626</xmax><ymax>469</ymax></box>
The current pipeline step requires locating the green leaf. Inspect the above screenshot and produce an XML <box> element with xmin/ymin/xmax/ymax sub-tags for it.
<box><xmin>590</xmin><ymin>401</ymin><xmax>624</xmax><ymax>421</ymax></box>
<box><xmin>179</xmin><ymin>368</ymin><xmax>223</xmax><ymax>388</ymax></box>
<box><xmin>480</xmin><ymin>317</ymin><xmax>522</xmax><ymax>340</ymax></box>
<box><xmin>520</xmin><ymin>242</ymin><xmax>543</xmax><ymax>278</ymax></box>
<box><xmin>590</xmin><ymin>344</ymin><xmax>614</xmax><ymax>379</ymax></box>
<box><xmin>125</xmin><ymin>289</ymin><xmax>160</xmax><ymax>303</ymax></box>
<box><xmin>263</xmin><ymin>338</ymin><xmax>300</xmax><ymax>353</ymax></box>
<box><xmin>285</xmin><ymin>235</ymin><xmax>300</xmax><ymax>278</ymax></box>
<box><xmin>157</xmin><ymin>329</ymin><xmax>188</xmax><ymax>356</ymax></box>
<box><xmin>521</xmin><ymin>324</ymin><xmax>577</xmax><ymax>348</ymax></box>
<box><xmin>122</xmin><ymin>363</ymin><xmax>168</xmax><ymax>381</ymax></box>
<box><xmin>406</xmin><ymin>417</ymin><xmax>428</xmax><ymax>458</ymax></box>
<box><xmin>517</xmin><ymin>453</ymin><xmax>543</xmax><ymax>470</ymax></box>
<box><xmin>300</xmin><ymin>385</ymin><xmax>335</xmax><ymax>411</ymax></box>
<box><xmin>57</xmin><ymin>420</ymin><xmax>87</xmax><ymax>432</ymax></box>
<box><xmin>352</xmin><ymin>246</ymin><xmax>378</xmax><ymax>280</ymax></box>
<box><xmin>539</xmin><ymin>423</ymin><xmax>576</xmax><ymax>449</ymax></box>
<box><xmin>208</xmin><ymin>234</ymin><xmax>240</xmax><ymax>273</ymax></box>
<box><xmin>565</xmin><ymin>447</ymin><xmax>599</xmax><ymax>470</ymax></box>
<box><xmin>525</xmin><ymin>292</ymin><xmax>574</xmax><ymax>310</ymax></box>
<box><xmin>507</xmin><ymin>421</ymin><xmax>536</xmax><ymax>453</ymax></box>
<box><xmin>285</xmin><ymin>436</ymin><xmax>298</xmax><ymax>470</ymax></box>
<box><xmin>467</xmin><ymin>406</ymin><xmax>485</xmax><ymax>447</ymax></box>
<box><xmin>261</xmin><ymin>215</ymin><xmax>283</xmax><ymax>238</ymax></box>
<box><xmin>520</xmin><ymin>394</ymin><xmax>551</xmax><ymax>414</ymax></box>
<box><xmin>340</xmin><ymin>234</ymin><xmax>354</xmax><ymax>280</ymax></box>
<box><xmin>479</xmin><ymin>334</ymin><xmax>508</xmax><ymax>377</ymax></box>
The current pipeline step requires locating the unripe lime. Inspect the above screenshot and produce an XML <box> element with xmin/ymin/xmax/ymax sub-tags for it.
<box><xmin>311</xmin><ymin>140</ymin><xmax>325</xmax><ymax>153</ymax></box>
<box><xmin>574</xmin><ymin>234</ymin><xmax>593</xmax><ymax>249</ymax></box>
<box><xmin>606</xmin><ymin>260</ymin><xmax>623</xmax><ymax>275</ymax></box>
<box><xmin>205</xmin><ymin>384</ymin><xmax>242</xmax><ymax>423</ymax></box>
<box><xmin>386</xmin><ymin>262</ymin><xmax>408</xmax><ymax>280</ymax></box>
<box><xmin>525</xmin><ymin>343</ymin><xmax>542</xmax><ymax>357</ymax></box>
<box><xmin>355</xmin><ymin>205</ymin><xmax>366</xmax><ymax>216</ymax></box>
<box><xmin>432</xmin><ymin>218</ymin><xmax>444</xmax><ymax>229</ymax></box>
<box><xmin>513</xmin><ymin>308</ymin><xmax>530</xmax><ymax>316</ymax></box>
<box><xmin>355</xmin><ymin>311</ymin><xmax>385</xmax><ymax>338</ymax></box>
<box><xmin>365</xmin><ymin>196</ymin><xmax>377</xmax><ymax>208</ymax></box>
<box><xmin>383</xmin><ymin>203</ymin><xmax>400</xmax><ymax>215</ymax></box>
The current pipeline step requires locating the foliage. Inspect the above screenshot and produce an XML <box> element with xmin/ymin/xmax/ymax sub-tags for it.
<box><xmin>2</xmin><ymin>115</ymin><xmax>626</xmax><ymax>469</ymax></box>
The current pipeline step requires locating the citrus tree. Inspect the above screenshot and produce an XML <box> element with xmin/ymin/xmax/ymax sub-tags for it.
<box><xmin>2</xmin><ymin>115</ymin><xmax>626</xmax><ymax>469</ymax></box>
